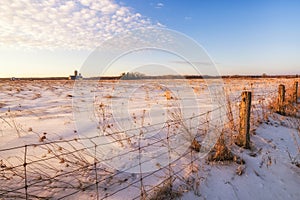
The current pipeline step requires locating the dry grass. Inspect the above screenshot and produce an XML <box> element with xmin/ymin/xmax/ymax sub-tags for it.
<box><xmin>207</xmin><ymin>133</ymin><xmax>234</xmax><ymax>162</ymax></box>
<box><xmin>148</xmin><ymin>182</ymin><xmax>182</xmax><ymax>200</ymax></box>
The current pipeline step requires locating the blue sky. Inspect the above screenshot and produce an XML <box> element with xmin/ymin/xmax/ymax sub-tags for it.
<box><xmin>0</xmin><ymin>0</ymin><xmax>299</xmax><ymax>77</ymax></box>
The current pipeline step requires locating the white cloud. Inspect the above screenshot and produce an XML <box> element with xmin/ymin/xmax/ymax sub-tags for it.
<box><xmin>0</xmin><ymin>0</ymin><xmax>154</xmax><ymax>50</ymax></box>
<box><xmin>155</xmin><ymin>3</ymin><xmax>164</xmax><ymax>9</ymax></box>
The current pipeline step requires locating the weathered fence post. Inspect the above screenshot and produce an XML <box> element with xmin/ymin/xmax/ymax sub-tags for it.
<box><xmin>293</xmin><ymin>81</ymin><xmax>298</xmax><ymax>104</ymax></box>
<box><xmin>236</xmin><ymin>91</ymin><xmax>251</xmax><ymax>149</ymax></box>
<box><xmin>24</xmin><ymin>145</ymin><xmax>28</xmax><ymax>200</ymax></box>
<box><xmin>277</xmin><ymin>84</ymin><xmax>285</xmax><ymax>115</ymax></box>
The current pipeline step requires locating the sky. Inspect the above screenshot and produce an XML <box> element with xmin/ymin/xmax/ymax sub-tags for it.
<box><xmin>0</xmin><ymin>0</ymin><xmax>300</xmax><ymax>77</ymax></box>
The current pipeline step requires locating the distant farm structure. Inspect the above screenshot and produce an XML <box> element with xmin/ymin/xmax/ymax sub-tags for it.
<box><xmin>69</xmin><ymin>70</ymin><xmax>83</xmax><ymax>80</ymax></box>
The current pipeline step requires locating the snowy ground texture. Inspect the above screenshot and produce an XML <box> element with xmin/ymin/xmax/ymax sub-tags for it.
<box><xmin>0</xmin><ymin>78</ymin><xmax>299</xmax><ymax>200</ymax></box>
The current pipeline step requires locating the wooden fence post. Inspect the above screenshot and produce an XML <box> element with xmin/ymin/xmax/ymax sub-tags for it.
<box><xmin>236</xmin><ymin>91</ymin><xmax>251</xmax><ymax>149</ymax></box>
<box><xmin>293</xmin><ymin>81</ymin><xmax>298</xmax><ymax>104</ymax></box>
<box><xmin>277</xmin><ymin>84</ymin><xmax>285</xmax><ymax>115</ymax></box>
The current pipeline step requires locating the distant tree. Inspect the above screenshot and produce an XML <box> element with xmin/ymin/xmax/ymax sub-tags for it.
<box><xmin>120</xmin><ymin>72</ymin><xmax>145</xmax><ymax>80</ymax></box>
<box><xmin>262</xmin><ymin>73</ymin><xmax>267</xmax><ymax>77</ymax></box>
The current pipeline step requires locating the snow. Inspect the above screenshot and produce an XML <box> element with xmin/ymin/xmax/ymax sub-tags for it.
<box><xmin>183</xmin><ymin>117</ymin><xmax>300</xmax><ymax>200</ymax></box>
<box><xmin>0</xmin><ymin>78</ymin><xmax>299</xmax><ymax>199</ymax></box>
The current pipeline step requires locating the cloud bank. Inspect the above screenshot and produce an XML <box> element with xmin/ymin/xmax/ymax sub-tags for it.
<box><xmin>0</xmin><ymin>0</ymin><xmax>155</xmax><ymax>50</ymax></box>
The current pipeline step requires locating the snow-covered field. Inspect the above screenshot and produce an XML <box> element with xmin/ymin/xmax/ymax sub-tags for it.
<box><xmin>0</xmin><ymin>78</ymin><xmax>299</xmax><ymax>199</ymax></box>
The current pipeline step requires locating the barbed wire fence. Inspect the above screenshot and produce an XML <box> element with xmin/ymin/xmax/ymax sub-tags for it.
<box><xmin>0</xmin><ymin>79</ymin><xmax>299</xmax><ymax>199</ymax></box>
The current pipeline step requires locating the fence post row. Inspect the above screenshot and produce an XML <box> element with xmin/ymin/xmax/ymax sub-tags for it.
<box><xmin>236</xmin><ymin>91</ymin><xmax>252</xmax><ymax>149</ymax></box>
<box><xmin>277</xmin><ymin>84</ymin><xmax>285</xmax><ymax>115</ymax></box>
<box><xmin>293</xmin><ymin>81</ymin><xmax>298</xmax><ymax>104</ymax></box>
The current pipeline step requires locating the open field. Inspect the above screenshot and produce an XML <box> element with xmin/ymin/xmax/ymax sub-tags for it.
<box><xmin>0</xmin><ymin>78</ymin><xmax>299</xmax><ymax>199</ymax></box>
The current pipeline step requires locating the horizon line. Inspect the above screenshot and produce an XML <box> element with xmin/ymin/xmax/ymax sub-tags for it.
<box><xmin>1</xmin><ymin>74</ymin><xmax>299</xmax><ymax>80</ymax></box>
